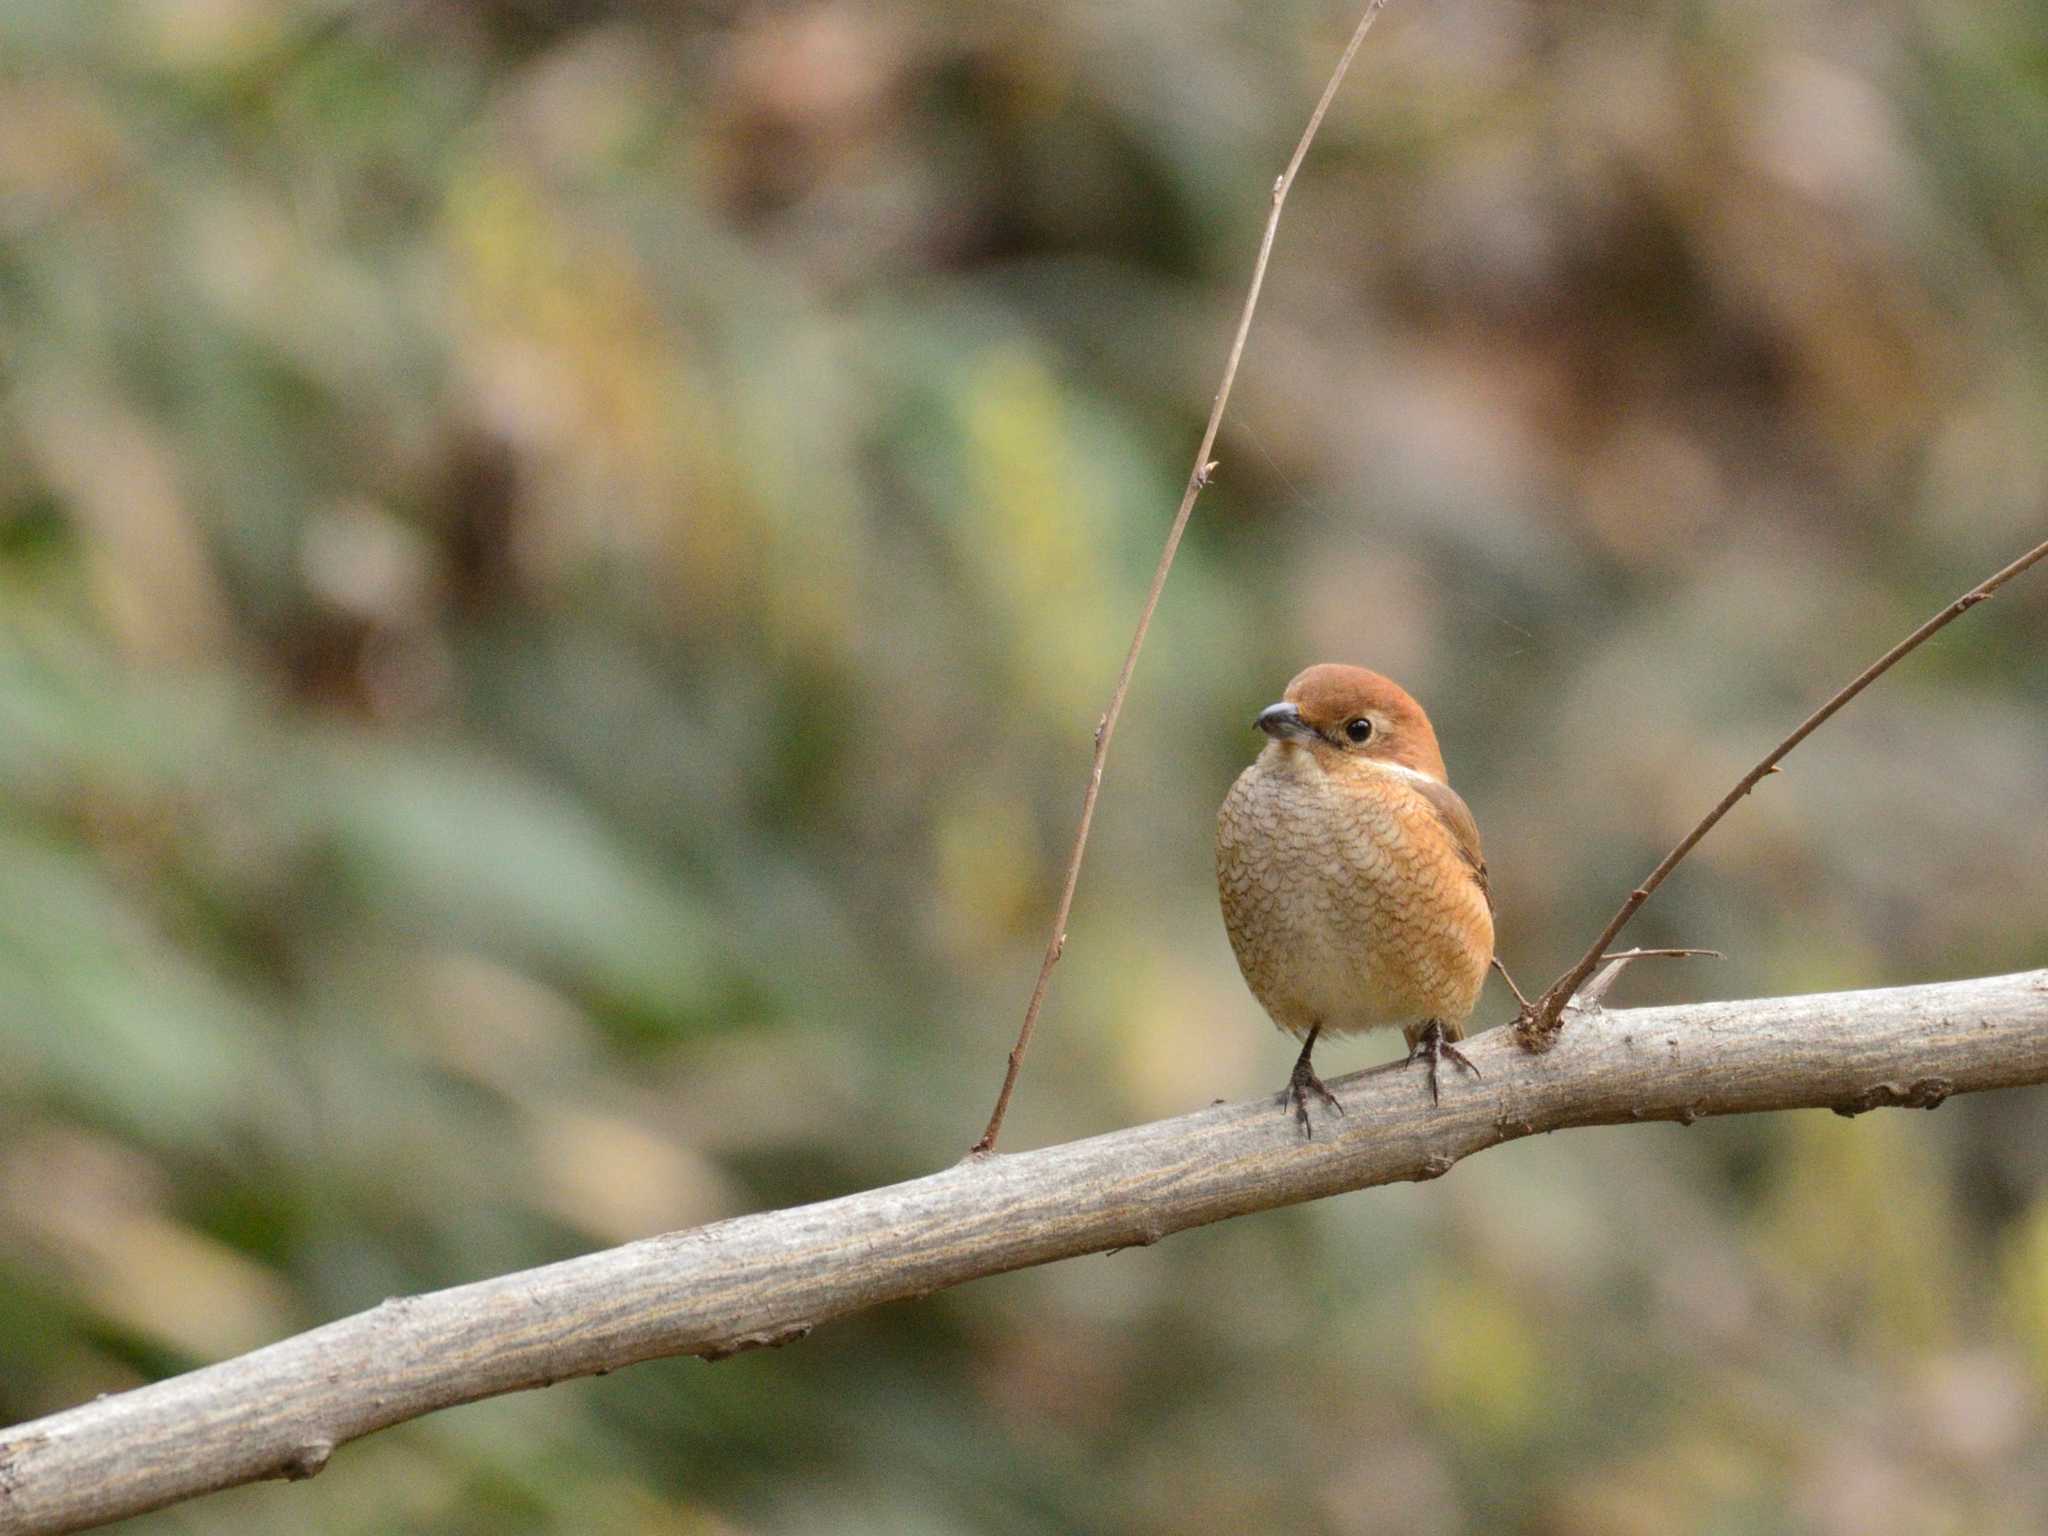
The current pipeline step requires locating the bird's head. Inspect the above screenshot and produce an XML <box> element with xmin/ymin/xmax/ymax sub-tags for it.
<box><xmin>1252</xmin><ymin>663</ymin><xmax>1449</xmax><ymax>784</ymax></box>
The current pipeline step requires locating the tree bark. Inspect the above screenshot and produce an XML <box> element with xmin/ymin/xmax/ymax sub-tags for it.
<box><xmin>4</xmin><ymin>969</ymin><xmax>2046</xmax><ymax>1535</ymax></box>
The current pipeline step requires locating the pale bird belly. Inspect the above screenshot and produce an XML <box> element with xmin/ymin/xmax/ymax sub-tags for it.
<box><xmin>1239</xmin><ymin>861</ymin><xmax>1484</xmax><ymax>1036</ymax></box>
<box><xmin>1217</xmin><ymin>764</ymin><xmax>1491</xmax><ymax>1039</ymax></box>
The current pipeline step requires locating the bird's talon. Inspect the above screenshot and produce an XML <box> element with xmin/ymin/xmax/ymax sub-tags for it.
<box><xmin>1284</xmin><ymin>1067</ymin><xmax>1342</xmax><ymax>1138</ymax></box>
<box><xmin>1277</xmin><ymin>1025</ymin><xmax>1343</xmax><ymax>1138</ymax></box>
<box><xmin>1405</xmin><ymin>1019</ymin><xmax>1479</xmax><ymax>1106</ymax></box>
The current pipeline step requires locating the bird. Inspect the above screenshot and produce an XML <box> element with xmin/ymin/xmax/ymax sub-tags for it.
<box><xmin>1216</xmin><ymin>663</ymin><xmax>1495</xmax><ymax>1134</ymax></box>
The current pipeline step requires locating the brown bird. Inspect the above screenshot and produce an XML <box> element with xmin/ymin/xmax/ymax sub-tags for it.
<box><xmin>1217</xmin><ymin>664</ymin><xmax>1495</xmax><ymax>1133</ymax></box>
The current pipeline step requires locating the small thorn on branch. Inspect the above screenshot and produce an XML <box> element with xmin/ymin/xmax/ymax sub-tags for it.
<box><xmin>1600</xmin><ymin>948</ymin><xmax>1723</xmax><ymax>962</ymax></box>
<box><xmin>280</xmin><ymin>1440</ymin><xmax>334</xmax><ymax>1482</ymax></box>
<box><xmin>1741</xmin><ymin>765</ymin><xmax>1784</xmax><ymax>800</ymax></box>
<box><xmin>699</xmin><ymin>1323</ymin><xmax>815</xmax><ymax>1363</ymax></box>
<box><xmin>1576</xmin><ymin>947</ymin><xmax>1723</xmax><ymax>1011</ymax></box>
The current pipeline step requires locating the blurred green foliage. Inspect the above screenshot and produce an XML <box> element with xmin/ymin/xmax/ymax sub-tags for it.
<box><xmin>3</xmin><ymin>1</ymin><xmax>2047</xmax><ymax>1532</ymax></box>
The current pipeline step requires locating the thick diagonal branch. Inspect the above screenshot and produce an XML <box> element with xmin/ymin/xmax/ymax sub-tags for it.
<box><xmin>5</xmin><ymin>969</ymin><xmax>2047</xmax><ymax>1536</ymax></box>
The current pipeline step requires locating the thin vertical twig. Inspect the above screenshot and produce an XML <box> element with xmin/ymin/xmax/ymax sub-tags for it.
<box><xmin>972</xmin><ymin>1</ymin><xmax>1396</xmax><ymax>1154</ymax></box>
<box><xmin>1516</xmin><ymin>533</ymin><xmax>2048</xmax><ymax>1050</ymax></box>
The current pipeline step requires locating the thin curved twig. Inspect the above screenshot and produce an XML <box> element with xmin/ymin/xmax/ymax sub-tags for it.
<box><xmin>973</xmin><ymin>0</ymin><xmax>1396</xmax><ymax>1153</ymax></box>
<box><xmin>1516</xmin><ymin>535</ymin><xmax>2048</xmax><ymax>1049</ymax></box>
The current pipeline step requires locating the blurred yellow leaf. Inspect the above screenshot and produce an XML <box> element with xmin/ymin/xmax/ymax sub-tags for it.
<box><xmin>1419</xmin><ymin>1270</ymin><xmax>1543</xmax><ymax>1444</ymax></box>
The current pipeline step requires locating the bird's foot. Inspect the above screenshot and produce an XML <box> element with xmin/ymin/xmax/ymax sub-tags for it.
<box><xmin>1284</xmin><ymin>1058</ymin><xmax>1345</xmax><ymax>1139</ymax></box>
<box><xmin>1405</xmin><ymin>1019</ymin><xmax>1480</xmax><ymax>1106</ymax></box>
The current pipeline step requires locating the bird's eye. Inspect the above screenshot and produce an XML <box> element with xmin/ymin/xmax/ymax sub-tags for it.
<box><xmin>1343</xmin><ymin>717</ymin><xmax>1374</xmax><ymax>744</ymax></box>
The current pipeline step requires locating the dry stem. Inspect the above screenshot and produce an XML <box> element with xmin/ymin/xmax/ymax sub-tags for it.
<box><xmin>973</xmin><ymin>0</ymin><xmax>1396</xmax><ymax>1153</ymax></box>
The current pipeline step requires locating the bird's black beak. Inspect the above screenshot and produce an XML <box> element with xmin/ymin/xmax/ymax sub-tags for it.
<box><xmin>1254</xmin><ymin>701</ymin><xmax>1316</xmax><ymax>742</ymax></box>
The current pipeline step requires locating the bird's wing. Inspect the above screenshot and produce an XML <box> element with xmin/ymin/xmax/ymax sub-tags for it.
<box><xmin>1411</xmin><ymin>776</ymin><xmax>1492</xmax><ymax>914</ymax></box>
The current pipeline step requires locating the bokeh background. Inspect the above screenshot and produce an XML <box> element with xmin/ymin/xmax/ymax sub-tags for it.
<box><xmin>4</xmin><ymin>0</ymin><xmax>2047</xmax><ymax>1531</ymax></box>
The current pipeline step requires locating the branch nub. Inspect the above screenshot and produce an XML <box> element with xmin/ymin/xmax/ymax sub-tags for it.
<box><xmin>1831</xmin><ymin>1078</ymin><xmax>1954</xmax><ymax>1117</ymax></box>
